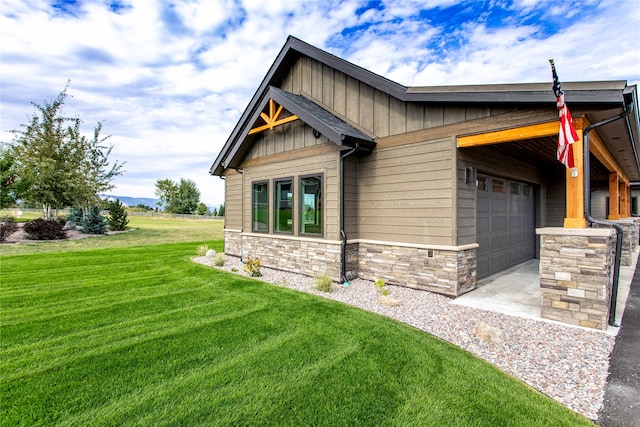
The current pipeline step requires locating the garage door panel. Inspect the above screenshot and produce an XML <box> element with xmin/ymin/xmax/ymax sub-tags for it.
<box><xmin>477</xmin><ymin>175</ymin><xmax>535</xmax><ymax>279</ymax></box>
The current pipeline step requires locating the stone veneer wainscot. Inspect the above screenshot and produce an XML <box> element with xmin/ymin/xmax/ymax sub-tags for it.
<box><xmin>536</xmin><ymin>227</ymin><xmax>615</xmax><ymax>330</ymax></box>
<box><xmin>226</xmin><ymin>229</ymin><xmax>477</xmax><ymax>297</ymax></box>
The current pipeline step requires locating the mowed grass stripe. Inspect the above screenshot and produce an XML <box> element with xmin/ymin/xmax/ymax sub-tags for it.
<box><xmin>1</xmin><ymin>241</ymin><xmax>593</xmax><ymax>426</ymax></box>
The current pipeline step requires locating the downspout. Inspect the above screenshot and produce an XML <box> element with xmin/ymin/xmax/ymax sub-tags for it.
<box><xmin>583</xmin><ymin>100</ymin><xmax>635</xmax><ymax>327</ymax></box>
<box><xmin>340</xmin><ymin>143</ymin><xmax>360</xmax><ymax>284</ymax></box>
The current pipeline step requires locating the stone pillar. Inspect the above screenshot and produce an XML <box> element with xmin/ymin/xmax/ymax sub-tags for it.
<box><xmin>592</xmin><ymin>218</ymin><xmax>638</xmax><ymax>266</ymax></box>
<box><xmin>536</xmin><ymin>227</ymin><xmax>615</xmax><ymax>330</ymax></box>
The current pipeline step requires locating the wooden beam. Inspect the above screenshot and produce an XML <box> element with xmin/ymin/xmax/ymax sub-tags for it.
<box><xmin>621</xmin><ymin>181</ymin><xmax>630</xmax><ymax>217</ymax></box>
<box><xmin>608</xmin><ymin>173</ymin><xmax>620</xmax><ymax>220</ymax></box>
<box><xmin>248</xmin><ymin>115</ymin><xmax>299</xmax><ymax>135</ymax></box>
<box><xmin>564</xmin><ymin>127</ymin><xmax>587</xmax><ymax>228</ymax></box>
<box><xmin>248</xmin><ymin>98</ymin><xmax>299</xmax><ymax>135</ymax></box>
<box><xmin>457</xmin><ymin>121</ymin><xmax>559</xmax><ymax>147</ymax></box>
<box><xmin>586</xmin><ymin>122</ymin><xmax>630</xmax><ymax>185</ymax></box>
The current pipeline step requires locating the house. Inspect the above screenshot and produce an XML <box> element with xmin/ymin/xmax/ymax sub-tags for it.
<box><xmin>210</xmin><ymin>36</ymin><xmax>640</xmax><ymax>328</ymax></box>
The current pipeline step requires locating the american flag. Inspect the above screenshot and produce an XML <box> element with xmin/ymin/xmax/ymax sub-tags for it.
<box><xmin>550</xmin><ymin>59</ymin><xmax>579</xmax><ymax>168</ymax></box>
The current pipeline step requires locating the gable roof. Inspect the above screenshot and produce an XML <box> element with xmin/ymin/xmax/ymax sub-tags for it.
<box><xmin>211</xmin><ymin>35</ymin><xmax>639</xmax><ymax>177</ymax></box>
<box><xmin>217</xmin><ymin>86</ymin><xmax>376</xmax><ymax>173</ymax></box>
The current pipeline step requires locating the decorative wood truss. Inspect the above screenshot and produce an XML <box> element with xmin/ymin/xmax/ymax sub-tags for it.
<box><xmin>457</xmin><ymin>118</ymin><xmax>631</xmax><ymax>228</ymax></box>
<box><xmin>248</xmin><ymin>99</ymin><xmax>298</xmax><ymax>135</ymax></box>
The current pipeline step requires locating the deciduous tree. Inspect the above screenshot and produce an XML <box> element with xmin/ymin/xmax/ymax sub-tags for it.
<box><xmin>9</xmin><ymin>83</ymin><xmax>124</xmax><ymax>218</ymax></box>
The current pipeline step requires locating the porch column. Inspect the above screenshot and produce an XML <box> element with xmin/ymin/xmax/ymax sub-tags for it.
<box><xmin>564</xmin><ymin>127</ymin><xmax>587</xmax><ymax>228</ymax></box>
<box><xmin>620</xmin><ymin>181</ymin><xmax>630</xmax><ymax>217</ymax></box>
<box><xmin>609</xmin><ymin>172</ymin><xmax>620</xmax><ymax>220</ymax></box>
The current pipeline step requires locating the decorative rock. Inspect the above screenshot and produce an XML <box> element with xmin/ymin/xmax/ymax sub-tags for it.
<box><xmin>63</xmin><ymin>221</ymin><xmax>78</xmax><ymax>231</ymax></box>
<box><xmin>475</xmin><ymin>320</ymin><xmax>503</xmax><ymax>344</ymax></box>
<box><xmin>377</xmin><ymin>295</ymin><xmax>402</xmax><ymax>306</ymax></box>
<box><xmin>205</xmin><ymin>249</ymin><xmax>216</xmax><ymax>258</ymax></box>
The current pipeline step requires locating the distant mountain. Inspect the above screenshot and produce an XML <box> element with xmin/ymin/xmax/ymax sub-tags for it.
<box><xmin>100</xmin><ymin>195</ymin><xmax>159</xmax><ymax>209</ymax></box>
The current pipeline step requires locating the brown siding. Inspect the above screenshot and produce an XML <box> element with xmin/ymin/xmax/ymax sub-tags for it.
<box><xmin>343</xmin><ymin>156</ymin><xmax>359</xmax><ymax>238</ymax></box>
<box><xmin>357</xmin><ymin>137</ymin><xmax>455</xmax><ymax>246</ymax></box>
<box><xmin>224</xmin><ymin>171</ymin><xmax>243</xmax><ymax>230</ymax></box>
<box><xmin>545</xmin><ymin>166</ymin><xmax>566</xmax><ymax>227</ymax></box>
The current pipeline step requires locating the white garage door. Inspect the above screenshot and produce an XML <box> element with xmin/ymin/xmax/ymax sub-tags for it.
<box><xmin>476</xmin><ymin>175</ymin><xmax>535</xmax><ymax>279</ymax></box>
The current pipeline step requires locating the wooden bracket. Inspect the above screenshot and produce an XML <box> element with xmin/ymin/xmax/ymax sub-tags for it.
<box><xmin>248</xmin><ymin>99</ymin><xmax>298</xmax><ymax>135</ymax></box>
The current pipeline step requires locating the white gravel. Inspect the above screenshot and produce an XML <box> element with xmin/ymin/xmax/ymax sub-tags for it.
<box><xmin>194</xmin><ymin>255</ymin><xmax>615</xmax><ymax>420</ymax></box>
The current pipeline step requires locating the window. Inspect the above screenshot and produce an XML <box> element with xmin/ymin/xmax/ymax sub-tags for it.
<box><xmin>509</xmin><ymin>182</ymin><xmax>520</xmax><ymax>195</ymax></box>
<box><xmin>252</xmin><ymin>181</ymin><xmax>268</xmax><ymax>232</ymax></box>
<box><xmin>477</xmin><ymin>176</ymin><xmax>488</xmax><ymax>191</ymax></box>
<box><xmin>274</xmin><ymin>178</ymin><xmax>293</xmax><ymax>233</ymax></box>
<box><xmin>492</xmin><ymin>179</ymin><xmax>505</xmax><ymax>193</ymax></box>
<box><xmin>300</xmin><ymin>175</ymin><xmax>322</xmax><ymax>235</ymax></box>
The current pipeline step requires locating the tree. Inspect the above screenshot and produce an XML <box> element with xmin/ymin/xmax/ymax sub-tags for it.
<box><xmin>218</xmin><ymin>203</ymin><xmax>225</xmax><ymax>217</ymax></box>
<box><xmin>155</xmin><ymin>179</ymin><xmax>178</xmax><ymax>211</ymax></box>
<box><xmin>195</xmin><ymin>202</ymin><xmax>210</xmax><ymax>216</ymax></box>
<box><xmin>83</xmin><ymin>206</ymin><xmax>107</xmax><ymax>234</ymax></box>
<box><xmin>155</xmin><ymin>178</ymin><xmax>201</xmax><ymax>214</ymax></box>
<box><xmin>106</xmin><ymin>199</ymin><xmax>129</xmax><ymax>231</ymax></box>
<box><xmin>9</xmin><ymin>83</ymin><xmax>124</xmax><ymax>218</ymax></box>
<box><xmin>0</xmin><ymin>144</ymin><xmax>20</xmax><ymax>208</ymax></box>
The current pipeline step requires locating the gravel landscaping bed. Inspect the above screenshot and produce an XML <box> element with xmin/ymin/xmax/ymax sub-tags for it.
<box><xmin>194</xmin><ymin>254</ymin><xmax>615</xmax><ymax>420</ymax></box>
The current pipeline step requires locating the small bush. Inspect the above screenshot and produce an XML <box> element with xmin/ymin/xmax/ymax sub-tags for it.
<box><xmin>243</xmin><ymin>257</ymin><xmax>263</xmax><ymax>277</ymax></box>
<box><xmin>196</xmin><ymin>244</ymin><xmax>209</xmax><ymax>256</ymax></box>
<box><xmin>67</xmin><ymin>207</ymin><xmax>85</xmax><ymax>226</ymax></box>
<box><xmin>23</xmin><ymin>218</ymin><xmax>67</xmax><ymax>240</ymax></box>
<box><xmin>0</xmin><ymin>216</ymin><xmax>18</xmax><ymax>242</ymax></box>
<box><xmin>83</xmin><ymin>206</ymin><xmax>108</xmax><ymax>234</ymax></box>
<box><xmin>374</xmin><ymin>278</ymin><xmax>389</xmax><ymax>296</ymax></box>
<box><xmin>106</xmin><ymin>199</ymin><xmax>129</xmax><ymax>231</ymax></box>
<box><xmin>314</xmin><ymin>273</ymin><xmax>334</xmax><ymax>293</ymax></box>
<box><xmin>214</xmin><ymin>252</ymin><xmax>226</xmax><ymax>266</ymax></box>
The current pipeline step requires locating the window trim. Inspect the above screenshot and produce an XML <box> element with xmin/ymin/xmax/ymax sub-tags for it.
<box><xmin>251</xmin><ymin>180</ymin><xmax>269</xmax><ymax>233</ymax></box>
<box><xmin>273</xmin><ymin>177</ymin><xmax>294</xmax><ymax>234</ymax></box>
<box><xmin>299</xmin><ymin>173</ymin><xmax>324</xmax><ymax>237</ymax></box>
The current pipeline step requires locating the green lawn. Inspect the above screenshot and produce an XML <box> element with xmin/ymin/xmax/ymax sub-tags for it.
<box><xmin>0</xmin><ymin>219</ymin><xmax>593</xmax><ymax>426</ymax></box>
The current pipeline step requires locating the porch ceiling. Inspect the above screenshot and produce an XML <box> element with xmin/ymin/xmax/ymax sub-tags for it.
<box><xmin>466</xmin><ymin>136</ymin><xmax>611</xmax><ymax>184</ymax></box>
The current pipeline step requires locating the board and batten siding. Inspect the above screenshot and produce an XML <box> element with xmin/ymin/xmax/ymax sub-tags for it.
<box><xmin>357</xmin><ymin>137</ymin><xmax>455</xmax><ymax>246</ymax></box>
<box><xmin>239</xmin><ymin>143</ymin><xmax>341</xmax><ymax>240</ymax></box>
<box><xmin>278</xmin><ymin>57</ymin><xmax>496</xmax><ymax>139</ymax></box>
<box><xmin>245</xmin><ymin>117</ymin><xmax>327</xmax><ymax>160</ymax></box>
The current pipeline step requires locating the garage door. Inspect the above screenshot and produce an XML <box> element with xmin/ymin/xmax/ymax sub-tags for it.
<box><xmin>476</xmin><ymin>175</ymin><xmax>535</xmax><ymax>279</ymax></box>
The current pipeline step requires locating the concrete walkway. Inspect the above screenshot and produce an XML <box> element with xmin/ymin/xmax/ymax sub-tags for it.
<box><xmin>453</xmin><ymin>255</ymin><xmax>637</xmax><ymax>335</ymax></box>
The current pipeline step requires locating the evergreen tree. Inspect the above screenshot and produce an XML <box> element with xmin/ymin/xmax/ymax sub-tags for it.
<box><xmin>218</xmin><ymin>203</ymin><xmax>225</xmax><ymax>217</ymax></box>
<box><xmin>107</xmin><ymin>199</ymin><xmax>129</xmax><ymax>231</ymax></box>
<box><xmin>195</xmin><ymin>202</ymin><xmax>210</xmax><ymax>216</ymax></box>
<box><xmin>83</xmin><ymin>206</ymin><xmax>107</xmax><ymax>234</ymax></box>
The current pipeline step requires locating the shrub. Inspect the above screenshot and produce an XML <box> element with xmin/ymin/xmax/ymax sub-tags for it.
<box><xmin>67</xmin><ymin>207</ymin><xmax>85</xmax><ymax>226</ymax></box>
<box><xmin>374</xmin><ymin>278</ymin><xmax>389</xmax><ymax>296</ymax></box>
<box><xmin>214</xmin><ymin>252</ymin><xmax>226</xmax><ymax>266</ymax></box>
<box><xmin>23</xmin><ymin>218</ymin><xmax>67</xmax><ymax>240</ymax></box>
<box><xmin>314</xmin><ymin>273</ymin><xmax>334</xmax><ymax>293</ymax></box>
<box><xmin>196</xmin><ymin>244</ymin><xmax>209</xmax><ymax>256</ymax></box>
<box><xmin>243</xmin><ymin>257</ymin><xmax>263</xmax><ymax>277</ymax></box>
<box><xmin>0</xmin><ymin>216</ymin><xmax>18</xmax><ymax>242</ymax></box>
<box><xmin>83</xmin><ymin>206</ymin><xmax>108</xmax><ymax>234</ymax></box>
<box><xmin>106</xmin><ymin>199</ymin><xmax>129</xmax><ymax>231</ymax></box>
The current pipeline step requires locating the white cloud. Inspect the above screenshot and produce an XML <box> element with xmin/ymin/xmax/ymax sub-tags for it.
<box><xmin>1</xmin><ymin>0</ymin><xmax>639</xmax><ymax>208</ymax></box>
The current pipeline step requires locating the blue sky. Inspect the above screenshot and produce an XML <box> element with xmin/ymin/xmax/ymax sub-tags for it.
<box><xmin>1</xmin><ymin>0</ymin><xmax>639</xmax><ymax>207</ymax></box>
